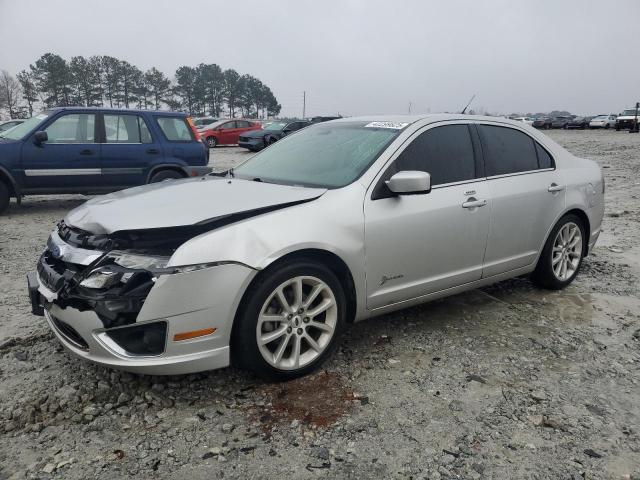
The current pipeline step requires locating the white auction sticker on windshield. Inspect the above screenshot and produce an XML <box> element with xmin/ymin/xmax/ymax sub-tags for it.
<box><xmin>364</xmin><ymin>122</ymin><xmax>409</xmax><ymax>129</ymax></box>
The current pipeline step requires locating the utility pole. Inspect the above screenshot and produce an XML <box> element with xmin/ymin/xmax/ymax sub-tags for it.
<box><xmin>302</xmin><ymin>91</ymin><xmax>306</xmax><ymax>119</ymax></box>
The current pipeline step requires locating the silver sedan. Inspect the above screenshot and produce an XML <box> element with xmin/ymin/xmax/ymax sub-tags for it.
<box><xmin>29</xmin><ymin>114</ymin><xmax>604</xmax><ymax>380</ymax></box>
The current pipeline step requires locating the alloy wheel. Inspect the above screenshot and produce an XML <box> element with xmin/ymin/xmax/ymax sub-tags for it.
<box><xmin>256</xmin><ymin>276</ymin><xmax>337</xmax><ymax>370</ymax></box>
<box><xmin>551</xmin><ymin>222</ymin><xmax>582</xmax><ymax>281</ymax></box>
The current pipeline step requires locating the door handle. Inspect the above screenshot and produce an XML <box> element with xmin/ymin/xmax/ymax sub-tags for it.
<box><xmin>79</xmin><ymin>149</ymin><xmax>93</xmax><ymax>155</ymax></box>
<box><xmin>146</xmin><ymin>148</ymin><xmax>159</xmax><ymax>154</ymax></box>
<box><xmin>462</xmin><ymin>198</ymin><xmax>487</xmax><ymax>209</ymax></box>
<box><xmin>548</xmin><ymin>183</ymin><xmax>565</xmax><ymax>192</ymax></box>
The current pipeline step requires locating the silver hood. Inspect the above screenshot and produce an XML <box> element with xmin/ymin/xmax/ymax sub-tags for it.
<box><xmin>65</xmin><ymin>176</ymin><xmax>327</xmax><ymax>234</ymax></box>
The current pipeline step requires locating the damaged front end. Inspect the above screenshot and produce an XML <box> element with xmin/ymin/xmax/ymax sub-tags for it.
<box><xmin>29</xmin><ymin>221</ymin><xmax>226</xmax><ymax>356</ymax></box>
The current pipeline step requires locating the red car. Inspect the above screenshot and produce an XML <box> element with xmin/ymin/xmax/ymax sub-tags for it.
<box><xmin>199</xmin><ymin>119</ymin><xmax>262</xmax><ymax>148</ymax></box>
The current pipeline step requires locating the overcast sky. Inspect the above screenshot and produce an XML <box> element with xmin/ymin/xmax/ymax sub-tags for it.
<box><xmin>1</xmin><ymin>0</ymin><xmax>638</xmax><ymax>117</ymax></box>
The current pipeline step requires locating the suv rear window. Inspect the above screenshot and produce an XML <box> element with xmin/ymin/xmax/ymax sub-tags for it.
<box><xmin>156</xmin><ymin>117</ymin><xmax>193</xmax><ymax>141</ymax></box>
<box><xmin>478</xmin><ymin>125</ymin><xmax>539</xmax><ymax>176</ymax></box>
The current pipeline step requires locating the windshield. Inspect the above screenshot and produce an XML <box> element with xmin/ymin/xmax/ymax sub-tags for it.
<box><xmin>622</xmin><ymin>109</ymin><xmax>639</xmax><ymax>116</ymax></box>
<box><xmin>263</xmin><ymin>122</ymin><xmax>287</xmax><ymax>131</ymax></box>
<box><xmin>0</xmin><ymin>112</ymin><xmax>49</xmax><ymax>140</ymax></box>
<box><xmin>234</xmin><ymin>121</ymin><xmax>404</xmax><ymax>188</ymax></box>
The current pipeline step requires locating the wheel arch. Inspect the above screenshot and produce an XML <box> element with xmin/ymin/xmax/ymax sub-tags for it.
<box><xmin>538</xmin><ymin>207</ymin><xmax>591</xmax><ymax>263</ymax></box>
<box><xmin>0</xmin><ymin>166</ymin><xmax>19</xmax><ymax>198</ymax></box>
<box><xmin>234</xmin><ymin>248</ymin><xmax>358</xmax><ymax>331</ymax></box>
<box><xmin>146</xmin><ymin>165</ymin><xmax>188</xmax><ymax>183</ymax></box>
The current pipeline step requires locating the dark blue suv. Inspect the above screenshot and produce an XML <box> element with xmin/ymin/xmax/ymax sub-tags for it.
<box><xmin>0</xmin><ymin>107</ymin><xmax>210</xmax><ymax>214</ymax></box>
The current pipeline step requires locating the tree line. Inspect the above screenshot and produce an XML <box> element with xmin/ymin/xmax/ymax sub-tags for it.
<box><xmin>0</xmin><ymin>53</ymin><xmax>281</xmax><ymax>119</ymax></box>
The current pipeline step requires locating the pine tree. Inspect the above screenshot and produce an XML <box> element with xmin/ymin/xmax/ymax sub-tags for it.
<box><xmin>16</xmin><ymin>70</ymin><xmax>38</xmax><ymax>116</ymax></box>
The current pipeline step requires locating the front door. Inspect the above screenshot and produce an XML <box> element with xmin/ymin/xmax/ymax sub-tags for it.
<box><xmin>364</xmin><ymin>123</ymin><xmax>490</xmax><ymax>310</ymax></box>
<box><xmin>218</xmin><ymin>121</ymin><xmax>238</xmax><ymax>145</ymax></box>
<box><xmin>21</xmin><ymin>112</ymin><xmax>100</xmax><ymax>189</ymax></box>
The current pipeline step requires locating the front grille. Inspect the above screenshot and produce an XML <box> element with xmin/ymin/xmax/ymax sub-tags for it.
<box><xmin>239</xmin><ymin>136</ymin><xmax>248</xmax><ymax>142</ymax></box>
<box><xmin>37</xmin><ymin>251</ymin><xmax>79</xmax><ymax>292</ymax></box>
<box><xmin>51</xmin><ymin>315</ymin><xmax>89</xmax><ymax>350</ymax></box>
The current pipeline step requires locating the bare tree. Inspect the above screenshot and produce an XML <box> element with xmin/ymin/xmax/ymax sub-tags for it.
<box><xmin>0</xmin><ymin>70</ymin><xmax>22</xmax><ymax>118</ymax></box>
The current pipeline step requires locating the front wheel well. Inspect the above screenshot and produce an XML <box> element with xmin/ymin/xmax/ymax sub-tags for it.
<box><xmin>0</xmin><ymin>171</ymin><xmax>17</xmax><ymax>198</ymax></box>
<box><xmin>238</xmin><ymin>249</ymin><xmax>357</xmax><ymax>326</ymax></box>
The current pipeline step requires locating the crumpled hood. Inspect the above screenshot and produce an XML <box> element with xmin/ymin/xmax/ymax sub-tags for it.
<box><xmin>65</xmin><ymin>176</ymin><xmax>327</xmax><ymax>234</ymax></box>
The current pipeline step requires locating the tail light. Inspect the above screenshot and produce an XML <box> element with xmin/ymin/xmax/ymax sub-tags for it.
<box><xmin>186</xmin><ymin>117</ymin><xmax>202</xmax><ymax>142</ymax></box>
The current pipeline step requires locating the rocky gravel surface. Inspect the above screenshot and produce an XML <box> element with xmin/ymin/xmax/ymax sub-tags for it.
<box><xmin>1</xmin><ymin>132</ymin><xmax>639</xmax><ymax>479</ymax></box>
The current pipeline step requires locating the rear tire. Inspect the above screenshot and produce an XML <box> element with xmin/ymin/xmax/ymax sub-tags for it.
<box><xmin>532</xmin><ymin>214</ymin><xmax>586</xmax><ymax>290</ymax></box>
<box><xmin>0</xmin><ymin>181</ymin><xmax>10</xmax><ymax>214</ymax></box>
<box><xmin>149</xmin><ymin>170</ymin><xmax>184</xmax><ymax>183</ymax></box>
<box><xmin>232</xmin><ymin>260</ymin><xmax>346</xmax><ymax>381</ymax></box>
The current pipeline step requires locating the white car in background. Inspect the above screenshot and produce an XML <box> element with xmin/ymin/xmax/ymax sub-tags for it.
<box><xmin>513</xmin><ymin>117</ymin><xmax>534</xmax><ymax>126</ymax></box>
<box><xmin>589</xmin><ymin>115</ymin><xmax>616</xmax><ymax>129</ymax></box>
<box><xmin>0</xmin><ymin>119</ymin><xmax>25</xmax><ymax>135</ymax></box>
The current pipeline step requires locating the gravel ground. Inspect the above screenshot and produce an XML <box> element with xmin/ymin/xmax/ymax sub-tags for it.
<box><xmin>0</xmin><ymin>132</ymin><xmax>639</xmax><ymax>480</ymax></box>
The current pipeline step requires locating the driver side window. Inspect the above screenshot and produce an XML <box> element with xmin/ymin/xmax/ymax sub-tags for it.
<box><xmin>45</xmin><ymin>114</ymin><xmax>96</xmax><ymax>143</ymax></box>
<box><xmin>393</xmin><ymin>124</ymin><xmax>477</xmax><ymax>185</ymax></box>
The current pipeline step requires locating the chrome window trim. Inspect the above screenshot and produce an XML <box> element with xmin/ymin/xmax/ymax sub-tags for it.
<box><xmin>485</xmin><ymin>167</ymin><xmax>555</xmax><ymax>181</ymax></box>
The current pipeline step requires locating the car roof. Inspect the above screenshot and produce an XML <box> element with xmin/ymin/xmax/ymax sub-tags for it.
<box><xmin>47</xmin><ymin>106</ymin><xmax>187</xmax><ymax>117</ymax></box>
<box><xmin>329</xmin><ymin>113</ymin><xmax>534</xmax><ymax>128</ymax></box>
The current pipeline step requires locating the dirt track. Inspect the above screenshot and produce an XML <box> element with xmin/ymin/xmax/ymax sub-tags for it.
<box><xmin>1</xmin><ymin>131</ymin><xmax>639</xmax><ymax>479</ymax></box>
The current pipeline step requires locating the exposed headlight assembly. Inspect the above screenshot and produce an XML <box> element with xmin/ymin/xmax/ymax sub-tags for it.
<box><xmin>78</xmin><ymin>251</ymin><xmax>228</xmax><ymax>289</ymax></box>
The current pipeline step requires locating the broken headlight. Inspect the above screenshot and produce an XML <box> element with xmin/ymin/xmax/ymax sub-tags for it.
<box><xmin>108</xmin><ymin>251</ymin><xmax>171</xmax><ymax>270</ymax></box>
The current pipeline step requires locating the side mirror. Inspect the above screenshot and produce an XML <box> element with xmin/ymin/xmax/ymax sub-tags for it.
<box><xmin>33</xmin><ymin>131</ymin><xmax>48</xmax><ymax>145</ymax></box>
<box><xmin>386</xmin><ymin>171</ymin><xmax>431</xmax><ymax>195</ymax></box>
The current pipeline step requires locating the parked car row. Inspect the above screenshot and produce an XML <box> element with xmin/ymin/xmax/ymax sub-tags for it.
<box><xmin>523</xmin><ymin>109</ymin><xmax>638</xmax><ymax>131</ymax></box>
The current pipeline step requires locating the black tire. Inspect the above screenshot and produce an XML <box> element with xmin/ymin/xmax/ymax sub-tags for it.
<box><xmin>531</xmin><ymin>214</ymin><xmax>586</xmax><ymax>290</ymax></box>
<box><xmin>232</xmin><ymin>259</ymin><xmax>347</xmax><ymax>381</ymax></box>
<box><xmin>604</xmin><ymin>124</ymin><xmax>610</xmax><ymax>129</ymax></box>
<box><xmin>206</xmin><ymin>136</ymin><xmax>217</xmax><ymax>148</ymax></box>
<box><xmin>0</xmin><ymin>181</ymin><xmax>10</xmax><ymax>215</ymax></box>
<box><xmin>149</xmin><ymin>169</ymin><xmax>184</xmax><ymax>183</ymax></box>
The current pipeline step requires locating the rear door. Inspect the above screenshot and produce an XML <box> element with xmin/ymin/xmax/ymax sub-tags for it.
<box><xmin>217</xmin><ymin>121</ymin><xmax>237</xmax><ymax>144</ymax></box>
<box><xmin>21</xmin><ymin>112</ymin><xmax>100</xmax><ymax>189</ymax></box>
<box><xmin>477</xmin><ymin>123</ymin><xmax>565</xmax><ymax>277</ymax></box>
<box><xmin>99</xmin><ymin>112</ymin><xmax>160</xmax><ymax>187</ymax></box>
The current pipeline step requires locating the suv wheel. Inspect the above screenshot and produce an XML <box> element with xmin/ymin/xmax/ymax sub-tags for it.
<box><xmin>532</xmin><ymin>214</ymin><xmax>586</xmax><ymax>290</ymax></box>
<box><xmin>0</xmin><ymin>181</ymin><xmax>10</xmax><ymax>214</ymax></box>
<box><xmin>207</xmin><ymin>137</ymin><xmax>217</xmax><ymax>148</ymax></box>
<box><xmin>232</xmin><ymin>260</ymin><xmax>346</xmax><ymax>380</ymax></box>
<box><xmin>149</xmin><ymin>170</ymin><xmax>184</xmax><ymax>183</ymax></box>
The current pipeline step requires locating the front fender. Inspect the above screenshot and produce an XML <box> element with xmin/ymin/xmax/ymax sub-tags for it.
<box><xmin>168</xmin><ymin>185</ymin><xmax>367</xmax><ymax>311</ymax></box>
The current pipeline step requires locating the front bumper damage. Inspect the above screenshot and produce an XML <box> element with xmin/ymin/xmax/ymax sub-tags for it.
<box><xmin>28</xmin><ymin>223</ymin><xmax>257</xmax><ymax>375</ymax></box>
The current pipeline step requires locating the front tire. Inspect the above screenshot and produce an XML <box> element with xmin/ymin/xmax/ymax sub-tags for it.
<box><xmin>206</xmin><ymin>136</ymin><xmax>217</xmax><ymax>148</ymax></box>
<box><xmin>0</xmin><ymin>181</ymin><xmax>10</xmax><ymax>214</ymax></box>
<box><xmin>232</xmin><ymin>260</ymin><xmax>346</xmax><ymax>380</ymax></box>
<box><xmin>532</xmin><ymin>214</ymin><xmax>586</xmax><ymax>290</ymax></box>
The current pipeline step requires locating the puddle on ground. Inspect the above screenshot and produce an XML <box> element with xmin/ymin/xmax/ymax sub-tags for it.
<box><xmin>247</xmin><ymin>371</ymin><xmax>355</xmax><ymax>433</ymax></box>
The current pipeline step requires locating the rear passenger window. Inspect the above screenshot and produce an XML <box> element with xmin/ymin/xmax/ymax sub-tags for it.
<box><xmin>535</xmin><ymin>142</ymin><xmax>553</xmax><ymax>169</ymax></box>
<box><xmin>236</xmin><ymin>120</ymin><xmax>250</xmax><ymax>128</ymax></box>
<box><xmin>104</xmin><ymin>114</ymin><xmax>152</xmax><ymax>143</ymax></box>
<box><xmin>156</xmin><ymin>117</ymin><xmax>193</xmax><ymax>141</ymax></box>
<box><xmin>220</xmin><ymin>121</ymin><xmax>237</xmax><ymax>130</ymax></box>
<box><xmin>393</xmin><ymin>125</ymin><xmax>476</xmax><ymax>185</ymax></box>
<box><xmin>479</xmin><ymin>125</ymin><xmax>538</xmax><ymax>175</ymax></box>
